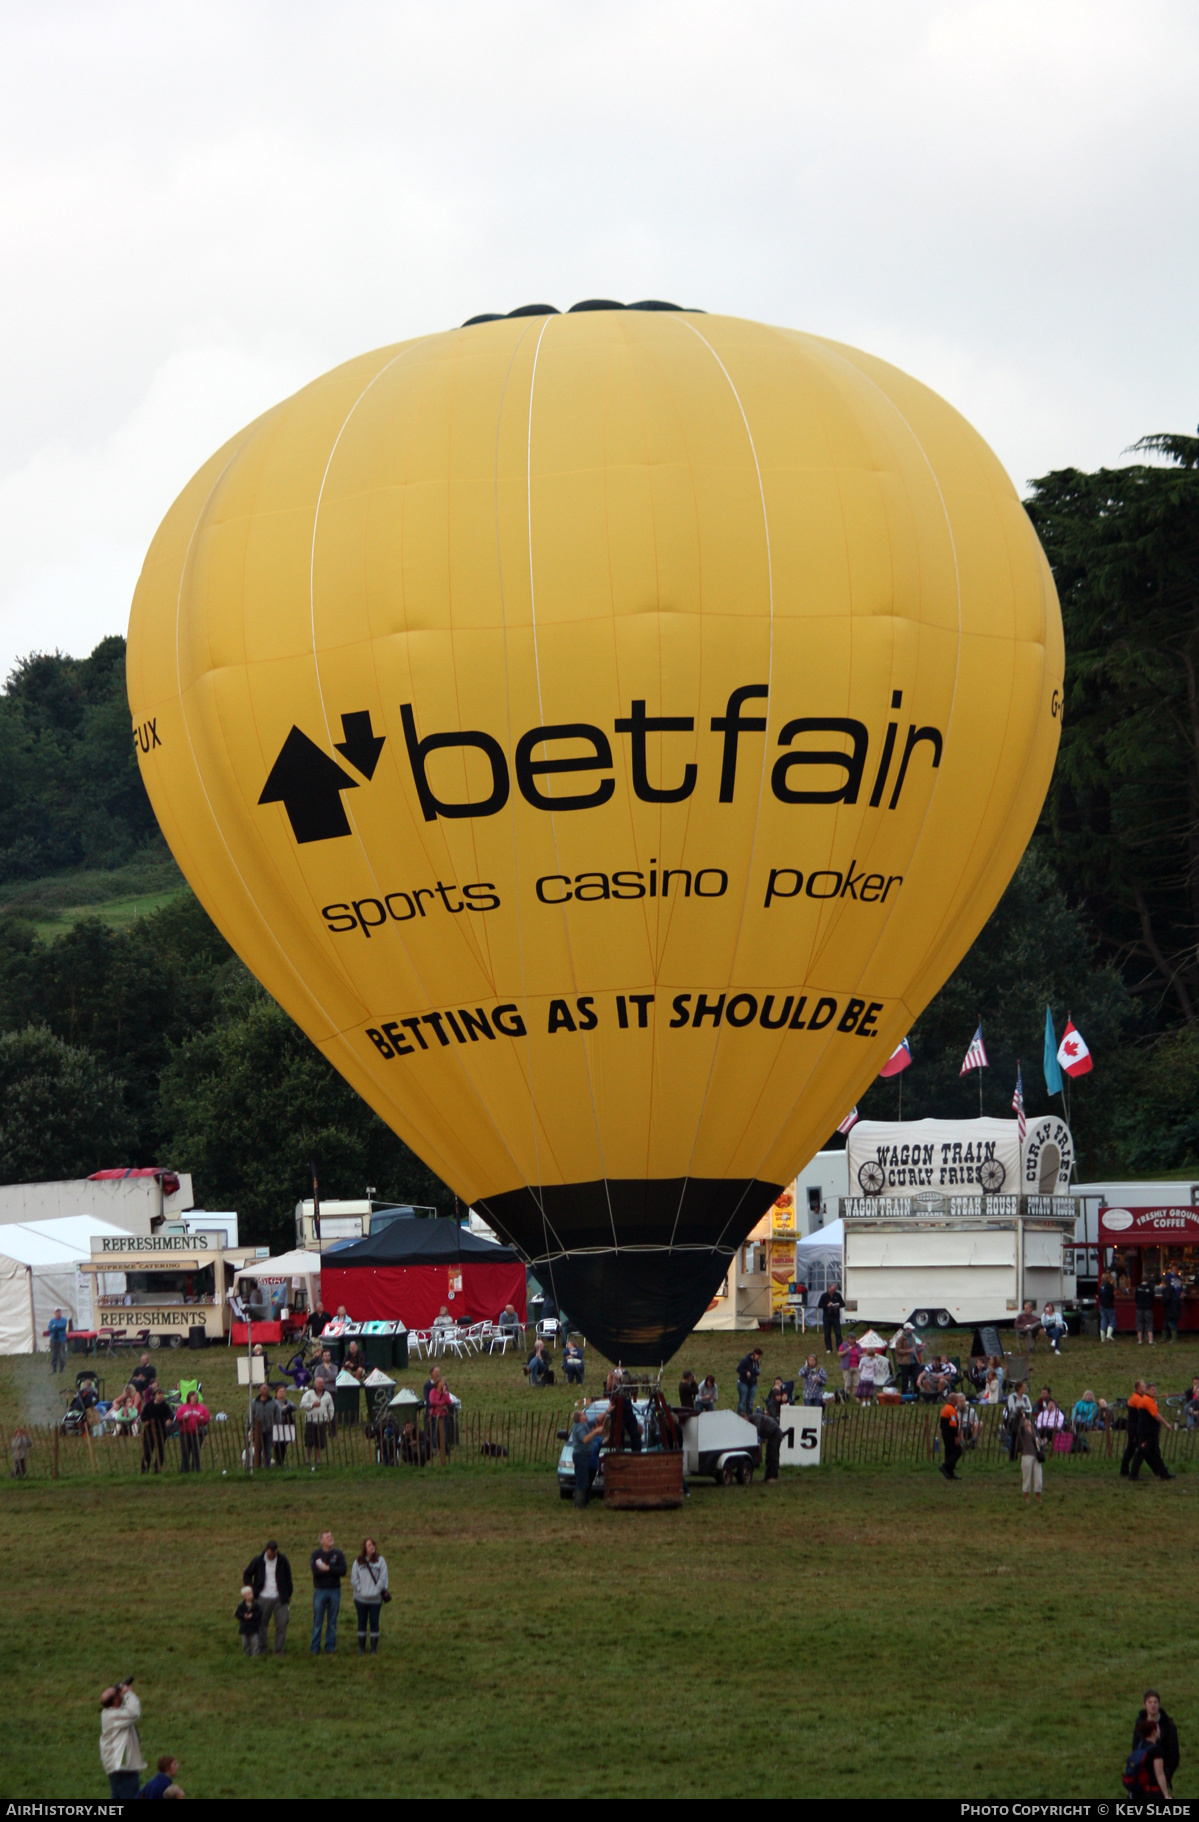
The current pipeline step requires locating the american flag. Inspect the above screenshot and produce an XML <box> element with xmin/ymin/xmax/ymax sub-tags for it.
<box><xmin>1012</xmin><ymin>1064</ymin><xmax>1026</xmax><ymax>1141</ymax></box>
<box><xmin>959</xmin><ymin>1025</ymin><xmax>988</xmax><ymax>1076</ymax></box>
<box><xmin>837</xmin><ymin>1106</ymin><xmax>859</xmax><ymax>1135</ymax></box>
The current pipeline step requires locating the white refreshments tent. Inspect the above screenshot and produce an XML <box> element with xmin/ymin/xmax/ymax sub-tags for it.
<box><xmin>0</xmin><ymin>1215</ymin><xmax>130</xmax><ymax>1354</ymax></box>
<box><xmin>794</xmin><ymin>1220</ymin><xmax>844</xmax><ymax>1303</ymax></box>
<box><xmin>234</xmin><ymin>1249</ymin><xmax>323</xmax><ymax>1324</ymax></box>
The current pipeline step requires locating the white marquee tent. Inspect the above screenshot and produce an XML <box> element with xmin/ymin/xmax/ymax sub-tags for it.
<box><xmin>0</xmin><ymin>1215</ymin><xmax>130</xmax><ymax>1355</ymax></box>
<box><xmin>795</xmin><ymin>1219</ymin><xmax>844</xmax><ymax>1301</ymax></box>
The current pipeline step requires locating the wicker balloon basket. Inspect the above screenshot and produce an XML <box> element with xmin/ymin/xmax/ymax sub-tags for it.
<box><xmin>603</xmin><ymin>1450</ymin><xmax>685</xmax><ymax>1509</ymax></box>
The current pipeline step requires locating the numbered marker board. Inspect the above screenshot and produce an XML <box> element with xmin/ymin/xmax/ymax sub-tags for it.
<box><xmin>778</xmin><ymin>1409</ymin><xmax>823</xmax><ymax>1466</ymax></box>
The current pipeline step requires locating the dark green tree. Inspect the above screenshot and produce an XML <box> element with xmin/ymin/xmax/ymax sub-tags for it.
<box><xmin>155</xmin><ymin>992</ymin><xmax>455</xmax><ymax>1250</ymax></box>
<box><xmin>0</xmin><ymin>635</ymin><xmax>159</xmax><ymax>880</ymax></box>
<box><xmin>0</xmin><ymin>895</ymin><xmax>243</xmax><ymax>1161</ymax></box>
<box><xmin>1026</xmin><ymin>430</ymin><xmax>1199</xmax><ymax>1026</ymax></box>
<box><xmin>852</xmin><ymin>848</ymin><xmax>1134</xmax><ymax>1174</ymax></box>
<box><xmin>0</xmin><ymin>1025</ymin><xmax>135</xmax><ymax>1180</ymax></box>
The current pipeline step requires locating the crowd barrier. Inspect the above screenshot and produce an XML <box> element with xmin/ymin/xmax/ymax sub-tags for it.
<box><xmin>1</xmin><ymin>1407</ymin><xmax>569</xmax><ymax>1480</ymax></box>
<box><xmin>5</xmin><ymin>1401</ymin><xmax>1197</xmax><ymax>1481</ymax></box>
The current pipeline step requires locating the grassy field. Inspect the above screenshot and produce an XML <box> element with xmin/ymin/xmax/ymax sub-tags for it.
<box><xmin>2</xmin><ymin>1327</ymin><xmax>1195</xmax><ymax>1801</ymax></box>
<box><xmin>0</xmin><ymin>850</ymin><xmax>186</xmax><ymax>941</ymax></box>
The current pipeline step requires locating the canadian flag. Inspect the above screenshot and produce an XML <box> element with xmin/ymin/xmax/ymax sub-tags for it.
<box><xmin>1056</xmin><ymin>1015</ymin><xmax>1093</xmax><ymax>1078</ymax></box>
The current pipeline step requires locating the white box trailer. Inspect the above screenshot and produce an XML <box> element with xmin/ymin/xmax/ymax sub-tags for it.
<box><xmin>0</xmin><ymin>1171</ymin><xmax>195</xmax><ymax>1236</ymax></box>
<box><xmin>841</xmin><ymin>1199</ymin><xmax>1077</xmax><ymax>1331</ymax></box>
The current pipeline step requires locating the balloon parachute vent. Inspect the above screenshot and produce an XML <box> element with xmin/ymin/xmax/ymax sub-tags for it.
<box><xmin>461</xmin><ymin>299</ymin><xmax>699</xmax><ymax>326</ymax></box>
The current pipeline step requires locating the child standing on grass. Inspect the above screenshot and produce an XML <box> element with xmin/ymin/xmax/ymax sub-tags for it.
<box><xmin>236</xmin><ymin>1585</ymin><xmax>263</xmax><ymax>1656</ymax></box>
<box><xmin>11</xmin><ymin>1426</ymin><xmax>30</xmax><ymax>1477</ymax></box>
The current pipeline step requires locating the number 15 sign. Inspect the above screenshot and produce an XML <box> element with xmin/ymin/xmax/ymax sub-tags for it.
<box><xmin>777</xmin><ymin>1411</ymin><xmax>823</xmax><ymax>1467</ymax></box>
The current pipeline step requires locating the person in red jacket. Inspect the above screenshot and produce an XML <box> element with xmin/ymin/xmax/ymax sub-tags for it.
<box><xmin>176</xmin><ymin>1389</ymin><xmax>211</xmax><ymax>1473</ymax></box>
<box><xmin>939</xmin><ymin>1393</ymin><xmax>965</xmax><ymax>1481</ymax></box>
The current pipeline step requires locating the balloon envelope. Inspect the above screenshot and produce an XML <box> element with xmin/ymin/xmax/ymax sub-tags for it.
<box><xmin>127</xmin><ymin>306</ymin><xmax>1062</xmax><ymax>1361</ymax></box>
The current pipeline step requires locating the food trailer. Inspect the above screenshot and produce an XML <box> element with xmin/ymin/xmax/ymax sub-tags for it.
<box><xmin>694</xmin><ymin>1207</ymin><xmax>773</xmax><ymax>1331</ymax></box>
<box><xmin>1100</xmin><ymin>1203</ymin><xmax>1199</xmax><ymax>1334</ymax></box>
<box><xmin>838</xmin><ymin>1115</ymin><xmax>1079</xmax><ymax>1329</ymax></box>
<box><xmin>841</xmin><ymin>1197</ymin><xmax>1077</xmax><ymax>1329</ymax></box>
<box><xmin>79</xmin><ymin>1230</ymin><xmax>255</xmax><ymax>1347</ymax></box>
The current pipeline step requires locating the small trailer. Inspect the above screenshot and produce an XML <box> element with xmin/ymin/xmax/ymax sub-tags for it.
<box><xmin>680</xmin><ymin>1409</ymin><xmax>762</xmax><ymax>1485</ymax></box>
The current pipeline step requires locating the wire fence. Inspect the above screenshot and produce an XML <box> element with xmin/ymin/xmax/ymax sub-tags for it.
<box><xmin>5</xmin><ymin>1401</ymin><xmax>1198</xmax><ymax>1482</ymax></box>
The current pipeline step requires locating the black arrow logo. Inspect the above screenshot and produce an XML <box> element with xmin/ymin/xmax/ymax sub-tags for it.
<box><xmin>259</xmin><ymin>727</ymin><xmax>360</xmax><ymax>844</ymax></box>
<box><xmin>334</xmin><ymin>710</ymin><xmax>386</xmax><ymax>780</ymax></box>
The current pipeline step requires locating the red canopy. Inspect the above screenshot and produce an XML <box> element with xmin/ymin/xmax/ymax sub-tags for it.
<box><xmin>1100</xmin><ymin>1205</ymin><xmax>1199</xmax><ymax>1244</ymax></box>
<box><xmin>320</xmin><ymin>1261</ymin><xmax>526</xmax><ymax>1328</ymax></box>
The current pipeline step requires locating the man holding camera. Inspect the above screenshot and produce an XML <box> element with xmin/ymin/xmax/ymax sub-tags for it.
<box><xmin>99</xmin><ymin>1678</ymin><xmax>145</xmax><ymax>1799</ymax></box>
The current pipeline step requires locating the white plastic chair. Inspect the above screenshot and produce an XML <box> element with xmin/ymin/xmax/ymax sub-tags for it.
<box><xmin>536</xmin><ymin>1318</ymin><xmax>559</xmax><ymax>1348</ymax></box>
<box><xmin>407</xmin><ymin>1330</ymin><xmax>430</xmax><ymax>1360</ymax></box>
<box><xmin>464</xmin><ymin>1324</ymin><xmax>486</xmax><ymax>1354</ymax></box>
<box><xmin>486</xmin><ymin>1328</ymin><xmax>511</xmax><ymax>1355</ymax></box>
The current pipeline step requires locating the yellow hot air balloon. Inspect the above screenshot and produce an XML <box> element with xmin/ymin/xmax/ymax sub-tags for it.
<box><xmin>127</xmin><ymin>302</ymin><xmax>1062</xmax><ymax>1362</ymax></box>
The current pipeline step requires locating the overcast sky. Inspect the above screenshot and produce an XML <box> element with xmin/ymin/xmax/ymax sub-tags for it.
<box><xmin>1</xmin><ymin>0</ymin><xmax>1196</xmax><ymax>681</ymax></box>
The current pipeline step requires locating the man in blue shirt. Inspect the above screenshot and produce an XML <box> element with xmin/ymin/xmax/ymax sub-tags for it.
<box><xmin>47</xmin><ymin>1308</ymin><xmax>69</xmax><ymax>1374</ymax></box>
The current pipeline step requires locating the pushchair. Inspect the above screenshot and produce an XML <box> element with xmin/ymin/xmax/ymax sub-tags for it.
<box><xmin>60</xmin><ymin>1380</ymin><xmax>101</xmax><ymax>1435</ymax></box>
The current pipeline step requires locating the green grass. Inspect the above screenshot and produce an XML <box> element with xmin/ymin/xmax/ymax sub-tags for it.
<box><xmin>1</xmin><ymin>1326</ymin><xmax>1195</xmax><ymax>1799</ymax></box>
<box><xmin>0</xmin><ymin>849</ymin><xmax>187</xmax><ymax>940</ymax></box>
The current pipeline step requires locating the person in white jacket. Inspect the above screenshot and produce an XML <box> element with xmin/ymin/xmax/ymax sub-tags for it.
<box><xmin>350</xmin><ymin>1538</ymin><xmax>389</xmax><ymax>1654</ymax></box>
<box><xmin>99</xmin><ymin>1681</ymin><xmax>146</xmax><ymax>1799</ymax></box>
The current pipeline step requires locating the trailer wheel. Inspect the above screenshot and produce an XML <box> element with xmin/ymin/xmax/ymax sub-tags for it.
<box><xmin>736</xmin><ymin>1461</ymin><xmax>754</xmax><ymax>1486</ymax></box>
<box><xmin>148</xmin><ymin>1335</ymin><xmax>162</xmax><ymax>1349</ymax></box>
<box><xmin>718</xmin><ymin>1464</ymin><xmax>734</xmax><ymax>1487</ymax></box>
<box><xmin>934</xmin><ymin>1310</ymin><xmax>953</xmax><ymax>1329</ymax></box>
<box><xmin>911</xmin><ymin>1310</ymin><xmax>931</xmax><ymax>1329</ymax></box>
<box><xmin>168</xmin><ymin>1335</ymin><xmax>184</xmax><ymax>1348</ymax></box>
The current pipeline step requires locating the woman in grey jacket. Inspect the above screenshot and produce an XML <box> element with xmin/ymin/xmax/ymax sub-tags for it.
<box><xmin>350</xmin><ymin>1538</ymin><xmax>389</xmax><ymax>1655</ymax></box>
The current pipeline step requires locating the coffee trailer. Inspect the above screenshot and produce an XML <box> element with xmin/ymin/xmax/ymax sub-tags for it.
<box><xmin>1098</xmin><ymin>1202</ymin><xmax>1199</xmax><ymax>1334</ymax></box>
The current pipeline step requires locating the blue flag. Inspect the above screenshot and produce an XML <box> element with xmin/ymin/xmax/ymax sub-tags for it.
<box><xmin>1043</xmin><ymin>1006</ymin><xmax>1063</xmax><ymax>1097</ymax></box>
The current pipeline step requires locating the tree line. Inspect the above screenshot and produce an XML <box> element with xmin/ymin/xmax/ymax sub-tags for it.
<box><xmin>0</xmin><ymin>428</ymin><xmax>1195</xmax><ymax>1240</ymax></box>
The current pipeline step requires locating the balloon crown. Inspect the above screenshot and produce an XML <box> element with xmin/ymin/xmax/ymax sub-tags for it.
<box><xmin>461</xmin><ymin>299</ymin><xmax>704</xmax><ymax>326</ymax></box>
